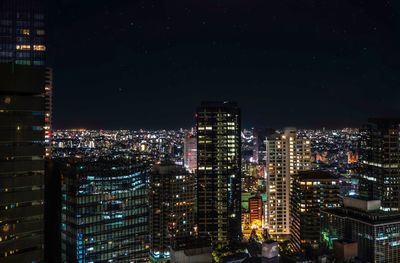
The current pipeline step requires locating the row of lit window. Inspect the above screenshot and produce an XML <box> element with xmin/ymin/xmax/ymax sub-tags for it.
<box><xmin>16</xmin><ymin>44</ymin><xmax>46</xmax><ymax>51</ymax></box>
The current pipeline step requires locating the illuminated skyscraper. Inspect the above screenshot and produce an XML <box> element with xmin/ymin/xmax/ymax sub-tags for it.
<box><xmin>61</xmin><ymin>159</ymin><xmax>149</xmax><ymax>262</ymax></box>
<box><xmin>265</xmin><ymin>128</ymin><xmax>311</xmax><ymax>240</ymax></box>
<box><xmin>291</xmin><ymin>170</ymin><xmax>341</xmax><ymax>252</ymax></box>
<box><xmin>149</xmin><ymin>163</ymin><xmax>195</xmax><ymax>261</ymax></box>
<box><xmin>196</xmin><ymin>101</ymin><xmax>242</xmax><ymax>245</ymax></box>
<box><xmin>183</xmin><ymin>134</ymin><xmax>197</xmax><ymax>173</ymax></box>
<box><xmin>359</xmin><ymin>118</ymin><xmax>400</xmax><ymax>211</ymax></box>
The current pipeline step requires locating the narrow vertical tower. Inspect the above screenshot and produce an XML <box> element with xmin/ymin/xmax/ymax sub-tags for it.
<box><xmin>196</xmin><ymin>101</ymin><xmax>242</xmax><ymax>245</ymax></box>
<box><xmin>265</xmin><ymin>128</ymin><xmax>311</xmax><ymax>241</ymax></box>
<box><xmin>149</xmin><ymin>162</ymin><xmax>195</xmax><ymax>261</ymax></box>
<box><xmin>183</xmin><ymin>134</ymin><xmax>197</xmax><ymax>173</ymax></box>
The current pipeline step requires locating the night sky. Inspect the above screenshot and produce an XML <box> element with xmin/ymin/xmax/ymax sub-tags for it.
<box><xmin>48</xmin><ymin>0</ymin><xmax>400</xmax><ymax>130</ymax></box>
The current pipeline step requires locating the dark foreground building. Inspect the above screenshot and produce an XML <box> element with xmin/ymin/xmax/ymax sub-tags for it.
<box><xmin>1</xmin><ymin>0</ymin><xmax>50</xmax><ymax>261</ymax></box>
<box><xmin>359</xmin><ymin>118</ymin><xmax>400</xmax><ymax>211</ymax></box>
<box><xmin>0</xmin><ymin>64</ymin><xmax>46</xmax><ymax>262</ymax></box>
<box><xmin>149</xmin><ymin>162</ymin><xmax>195</xmax><ymax>261</ymax></box>
<box><xmin>196</xmin><ymin>101</ymin><xmax>242</xmax><ymax>245</ymax></box>
<box><xmin>61</xmin><ymin>159</ymin><xmax>149</xmax><ymax>262</ymax></box>
<box><xmin>291</xmin><ymin>170</ymin><xmax>341</xmax><ymax>252</ymax></box>
<box><xmin>321</xmin><ymin>197</ymin><xmax>400</xmax><ymax>263</ymax></box>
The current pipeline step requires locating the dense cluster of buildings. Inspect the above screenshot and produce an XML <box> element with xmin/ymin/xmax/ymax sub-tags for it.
<box><xmin>1</xmin><ymin>1</ymin><xmax>400</xmax><ymax>263</ymax></box>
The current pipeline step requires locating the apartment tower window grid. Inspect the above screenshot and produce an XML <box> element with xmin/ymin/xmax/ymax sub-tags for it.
<box><xmin>265</xmin><ymin>128</ymin><xmax>311</xmax><ymax>240</ymax></box>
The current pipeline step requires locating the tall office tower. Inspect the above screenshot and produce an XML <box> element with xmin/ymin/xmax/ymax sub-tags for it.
<box><xmin>0</xmin><ymin>64</ymin><xmax>46</xmax><ymax>262</ymax></box>
<box><xmin>61</xmin><ymin>159</ymin><xmax>149</xmax><ymax>262</ymax></box>
<box><xmin>0</xmin><ymin>0</ymin><xmax>46</xmax><ymax>66</ymax></box>
<box><xmin>321</xmin><ymin>197</ymin><xmax>400</xmax><ymax>263</ymax></box>
<box><xmin>196</xmin><ymin>101</ymin><xmax>242</xmax><ymax>245</ymax></box>
<box><xmin>291</xmin><ymin>170</ymin><xmax>341</xmax><ymax>252</ymax></box>
<box><xmin>359</xmin><ymin>118</ymin><xmax>400</xmax><ymax>211</ymax></box>
<box><xmin>265</xmin><ymin>128</ymin><xmax>311</xmax><ymax>241</ymax></box>
<box><xmin>0</xmin><ymin>1</ymin><xmax>48</xmax><ymax>261</ymax></box>
<box><xmin>149</xmin><ymin>162</ymin><xmax>195</xmax><ymax>261</ymax></box>
<box><xmin>183</xmin><ymin>134</ymin><xmax>197</xmax><ymax>173</ymax></box>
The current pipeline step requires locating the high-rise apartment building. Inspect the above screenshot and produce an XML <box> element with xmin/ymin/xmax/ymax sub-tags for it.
<box><xmin>359</xmin><ymin>118</ymin><xmax>400</xmax><ymax>211</ymax></box>
<box><xmin>196</xmin><ymin>101</ymin><xmax>242</xmax><ymax>245</ymax></box>
<box><xmin>149</xmin><ymin>163</ymin><xmax>195</xmax><ymax>261</ymax></box>
<box><xmin>183</xmin><ymin>134</ymin><xmax>197</xmax><ymax>173</ymax></box>
<box><xmin>291</xmin><ymin>170</ymin><xmax>341</xmax><ymax>251</ymax></box>
<box><xmin>61</xmin><ymin>159</ymin><xmax>149</xmax><ymax>262</ymax></box>
<box><xmin>265</xmin><ymin>128</ymin><xmax>311</xmax><ymax>240</ymax></box>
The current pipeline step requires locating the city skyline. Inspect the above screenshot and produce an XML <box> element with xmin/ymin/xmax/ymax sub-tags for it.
<box><xmin>48</xmin><ymin>0</ymin><xmax>400</xmax><ymax>130</ymax></box>
<box><xmin>2</xmin><ymin>0</ymin><xmax>400</xmax><ymax>262</ymax></box>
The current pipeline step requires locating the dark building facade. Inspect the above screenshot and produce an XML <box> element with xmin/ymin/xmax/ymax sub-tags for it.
<box><xmin>359</xmin><ymin>118</ymin><xmax>400</xmax><ymax>211</ymax></box>
<box><xmin>0</xmin><ymin>64</ymin><xmax>46</xmax><ymax>262</ymax></box>
<box><xmin>0</xmin><ymin>0</ymin><xmax>46</xmax><ymax>66</ymax></box>
<box><xmin>0</xmin><ymin>1</ymin><xmax>48</xmax><ymax>261</ymax></box>
<box><xmin>290</xmin><ymin>170</ymin><xmax>341</xmax><ymax>252</ymax></box>
<box><xmin>149</xmin><ymin>163</ymin><xmax>195</xmax><ymax>261</ymax></box>
<box><xmin>321</xmin><ymin>197</ymin><xmax>400</xmax><ymax>263</ymax></box>
<box><xmin>196</xmin><ymin>101</ymin><xmax>242</xmax><ymax>245</ymax></box>
<box><xmin>61</xmin><ymin>159</ymin><xmax>149</xmax><ymax>262</ymax></box>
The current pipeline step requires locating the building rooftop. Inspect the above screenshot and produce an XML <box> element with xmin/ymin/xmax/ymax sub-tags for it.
<box><xmin>342</xmin><ymin>196</ymin><xmax>381</xmax><ymax>212</ymax></box>
<box><xmin>322</xmin><ymin>207</ymin><xmax>400</xmax><ymax>225</ymax></box>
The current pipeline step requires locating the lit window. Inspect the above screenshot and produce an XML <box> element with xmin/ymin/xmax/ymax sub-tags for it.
<box><xmin>21</xmin><ymin>29</ymin><xmax>30</xmax><ymax>35</ymax></box>
<box><xmin>16</xmin><ymin>44</ymin><xmax>31</xmax><ymax>50</ymax></box>
<box><xmin>33</xmin><ymin>45</ymin><xmax>46</xmax><ymax>51</ymax></box>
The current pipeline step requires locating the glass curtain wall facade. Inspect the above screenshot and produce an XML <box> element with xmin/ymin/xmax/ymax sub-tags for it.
<box><xmin>61</xmin><ymin>159</ymin><xmax>149</xmax><ymax>263</ymax></box>
<box><xmin>196</xmin><ymin>101</ymin><xmax>242</xmax><ymax>245</ymax></box>
<box><xmin>0</xmin><ymin>0</ymin><xmax>46</xmax><ymax>66</ymax></box>
<box><xmin>359</xmin><ymin>118</ymin><xmax>400</xmax><ymax>211</ymax></box>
